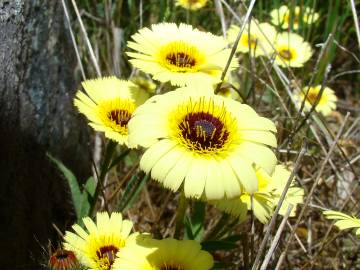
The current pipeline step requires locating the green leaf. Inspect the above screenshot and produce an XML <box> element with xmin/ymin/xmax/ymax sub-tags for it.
<box><xmin>184</xmin><ymin>201</ymin><xmax>205</xmax><ymax>241</ymax></box>
<box><xmin>47</xmin><ymin>154</ymin><xmax>82</xmax><ymax>219</ymax></box>
<box><xmin>118</xmin><ymin>171</ymin><xmax>149</xmax><ymax>212</ymax></box>
<box><xmin>201</xmin><ymin>240</ymin><xmax>239</xmax><ymax>252</ymax></box>
<box><xmin>108</xmin><ymin>148</ymin><xmax>131</xmax><ymax>170</ymax></box>
<box><xmin>201</xmin><ymin>235</ymin><xmax>243</xmax><ymax>252</ymax></box>
<box><xmin>79</xmin><ymin>177</ymin><xmax>96</xmax><ymax>221</ymax></box>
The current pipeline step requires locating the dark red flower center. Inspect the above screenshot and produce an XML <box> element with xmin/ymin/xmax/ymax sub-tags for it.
<box><xmin>179</xmin><ymin>112</ymin><xmax>229</xmax><ymax>151</ymax></box>
<box><xmin>108</xmin><ymin>109</ymin><xmax>131</xmax><ymax>127</ymax></box>
<box><xmin>306</xmin><ymin>92</ymin><xmax>319</xmax><ymax>105</ymax></box>
<box><xmin>166</xmin><ymin>52</ymin><xmax>196</xmax><ymax>68</ymax></box>
<box><xmin>96</xmin><ymin>245</ymin><xmax>119</xmax><ymax>268</ymax></box>
<box><xmin>279</xmin><ymin>49</ymin><xmax>293</xmax><ymax>60</ymax></box>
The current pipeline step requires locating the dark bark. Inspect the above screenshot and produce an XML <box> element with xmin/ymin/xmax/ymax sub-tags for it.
<box><xmin>0</xmin><ymin>1</ymin><xmax>91</xmax><ymax>269</ymax></box>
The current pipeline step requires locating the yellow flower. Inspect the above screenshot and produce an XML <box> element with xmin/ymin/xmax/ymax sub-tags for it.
<box><xmin>274</xmin><ymin>32</ymin><xmax>313</xmax><ymax>68</ymax></box>
<box><xmin>216</xmin><ymin>75</ymin><xmax>242</xmax><ymax>102</ymax></box>
<box><xmin>64</xmin><ymin>212</ymin><xmax>136</xmax><ymax>270</ymax></box>
<box><xmin>269</xmin><ymin>165</ymin><xmax>304</xmax><ymax>217</ymax></box>
<box><xmin>213</xmin><ymin>165</ymin><xmax>304</xmax><ymax>223</ymax></box>
<box><xmin>294</xmin><ymin>85</ymin><xmax>337</xmax><ymax>116</ymax></box>
<box><xmin>127</xmin><ymin>23</ymin><xmax>237</xmax><ymax>87</ymax></box>
<box><xmin>113</xmin><ymin>236</ymin><xmax>213</xmax><ymax>270</ymax></box>
<box><xmin>271</xmin><ymin>5</ymin><xmax>319</xmax><ymax>30</ymax></box>
<box><xmin>74</xmin><ymin>77</ymin><xmax>137</xmax><ymax>145</ymax></box>
<box><xmin>227</xmin><ymin>22</ymin><xmax>277</xmax><ymax>57</ymax></box>
<box><xmin>130</xmin><ymin>76</ymin><xmax>156</xmax><ymax>106</ymax></box>
<box><xmin>323</xmin><ymin>210</ymin><xmax>360</xmax><ymax>236</ymax></box>
<box><xmin>176</xmin><ymin>0</ymin><xmax>208</xmax><ymax>10</ymax></box>
<box><xmin>128</xmin><ymin>86</ymin><xmax>277</xmax><ymax>200</ymax></box>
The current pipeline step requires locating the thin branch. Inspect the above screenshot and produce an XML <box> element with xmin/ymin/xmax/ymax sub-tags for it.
<box><xmin>277</xmin><ymin>113</ymin><xmax>350</xmax><ymax>269</ymax></box>
<box><xmin>349</xmin><ymin>0</ymin><xmax>360</xmax><ymax>51</ymax></box>
<box><xmin>251</xmin><ymin>144</ymin><xmax>307</xmax><ymax>270</ymax></box>
<box><xmin>260</xmin><ymin>204</ymin><xmax>293</xmax><ymax>270</ymax></box>
<box><xmin>215</xmin><ymin>0</ymin><xmax>257</xmax><ymax>92</ymax></box>
<box><xmin>70</xmin><ymin>0</ymin><xmax>102</xmax><ymax>77</ymax></box>
<box><xmin>61</xmin><ymin>0</ymin><xmax>86</xmax><ymax>80</ymax></box>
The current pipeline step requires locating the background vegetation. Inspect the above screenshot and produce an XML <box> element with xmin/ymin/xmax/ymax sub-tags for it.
<box><xmin>51</xmin><ymin>0</ymin><xmax>360</xmax><ymax>269</ymax></box>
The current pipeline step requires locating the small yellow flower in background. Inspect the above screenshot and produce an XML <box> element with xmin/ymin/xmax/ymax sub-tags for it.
<box><xmin>217</xmin><ymin>83</ymin><xmax>242</xmax><ymax>101</ymax></box>
<box><xmin>130</xmin><ymin>76</ymin><xmax>156</xmax><ymax>106</ymax></box>
<box><xmin>128</xmin><ymin>86</ymin><xmax>277</xmax><ymax>200</ymax></box>
<box><xmin>176</xmin><ymin>0</ymin><xmax>208</xmax><ymax>10</ymax></box>
<box><xmin>64</xmin><ymin>212</ymin><xmax>136</xmax><ymax>270</ymax></box>
<box><xmin>274</xmin><ymin>32</ymin><xmax>313</xmax><ymax>68</ymax></box>
<box><xmin>113</xmin><ymin>236</ymin><xmax>213</xmax><ymax>270</ymax></box>
<box><xmin>271</xmin><ymin>5</ymin><xmax>319</xmax><ymax>30</ymax></box>
<box><xmin>227</xmin><ymin>21</ymin><xmax>277</xmax><ymax>57</ymax></box>
<box><xmin>213</xmin><ymin>165</ymin><xmax>304</xmax><ymax>223</ymax></box>
<box><xmin>216</xmin><ymin>75</ymin><xmax>242</xmax><ymax>102</ymax></box>
<box><xmin>74</xmin><ymin>77</ymin><xmax>137</xmax><ymax>145</ymax></box>
<box><xmin>323</xmin><ymin>210</ymin><xmax>360</xmax><ymax>236</ymax></box>
<box><xmin>127</xmin><ymin>23</ymin><xmax>237</xmax><ymax>87</ymax></box>
<box><xmin>270</xmin><ymin>165</ymin><xmax>304</xmax><ymax>217</ymax></box>
<box><xmin>49</xmin><ymin>249</ymin><xmax>80</xmax><ymax>270</ymax></box>
<box><xmin>294</xmin><ymin>85</ymin><xmax>337</xmax><ymax>116</ymax></box>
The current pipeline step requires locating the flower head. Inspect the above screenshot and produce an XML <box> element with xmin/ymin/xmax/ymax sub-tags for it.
<box><xmin>294</xmin><ymin>85</ymin><xmax>337</xmax><ymax>116</ymax></box>
<box><xmin>64</xmin><ymin>212</ymin><xmax>136</xmax><ymax>270</ymax></box>
<box><xmin>127</xmin><ymin>23</ymin><xmax>237</xmax><ymax>87</ymax></box>
<box><xmin>176</xmin><ymin>0</ymin><xmax>208</xmax><ymax>10</ymax></box>
<box><xmin>269</xmin><ymin>165</ymin><xmax>304</xmax><ymax>217</ymax></box>
<box><xmin>271</xmin><ymin>5</ymin><xmax>319</xmax><ymax>30</ymax></box>
<box><xmin>74</xmin><ymin>77</ymin><xmax>137</xmax><ymax>145</ymax></box>
<box><xmin>49</xmin><ymin>249</ymin><xmax>81</xmax><ymax>270</ymax></box>
<box><xmin>216</xmin><ymin>75</ymin><xmax>242</xmax><ymax>101</ymax></box>
<box><xmin>273</xmin><ymin>32</ymin><xmax>312</xmax><ymax>68</ymax></box>
<box><xmin>128</xmin><ymin>86</ymin><xmax>277</xmax><ymax>199</ymax></box>
<box><xmin>113</xmin><ymin>236</ymin><xmax>213</xmax><ymax>270</ymax></box>
<box><xmin>213</xmin><ymin>165</ymin><xmax>304</xmax><ymax>223</ymax></box>
<box><xmin>227</xmin><ymin>22</ymin><xmax>277</xmax><ymax>57</ymax></box>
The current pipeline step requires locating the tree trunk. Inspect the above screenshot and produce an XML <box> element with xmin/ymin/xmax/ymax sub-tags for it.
<box><xmin>0</xmin><ymin>1</ymin><xmax>91</xmax><ymax>269</ymax></box>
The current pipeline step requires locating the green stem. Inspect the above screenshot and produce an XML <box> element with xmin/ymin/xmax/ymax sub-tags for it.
<box><xmin>174</xmin><ymin>191</ymin><xmax>188</xmax><ymax>239</ymax></box>
<box><xmin>89</xmin><ymin>140</ymin><xmax>117</xmax><ymax>217</ymax></box>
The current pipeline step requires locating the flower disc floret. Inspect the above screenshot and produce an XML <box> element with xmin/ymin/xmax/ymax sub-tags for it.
<box><xmin>64</xmin><ymin>212</ymin><xmax>137</xmax><ymax>270</ymax></box>
<box><xmin>113</xmin><ymin>236</ymin><xmax>213</xmax><ymax>270</ymax></box>
<box><xmin>128</xmin><ymin>87</ymin><xmax>277</xmax><ymax>199</ymax></box>
<box><xmin>127</xmin><ymin>23</ymin><xmax>237</xmax><ymax>86</ymax></box>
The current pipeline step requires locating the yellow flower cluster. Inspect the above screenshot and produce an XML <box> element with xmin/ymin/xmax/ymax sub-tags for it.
<box><xmin>69</xmin><ymin>18</ymin><xmax>331</xmax><ymax>262</ymax></box>
<box><xmin>74</xmin><ymin>23</ymin><xmax>281</xmax><ymax>201</ymax></box>
<box><xmin>225</xmin><ymin>6</ymin><xmax>337</xmax><ymax>115</ymax></box>
<box><xmin>270</xmin><ymin>5</ymin><xmax>319</xmax><ymax>30</ymax></box>
<box><xmin>227</xmin><ymin>5</ymin><xmax>319</xmax><ymax>68</ymax></box>
<box><xmin>64</xmin><ymin>212</ymin><xmax>214</xmax><ymax>270</ymax></box>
